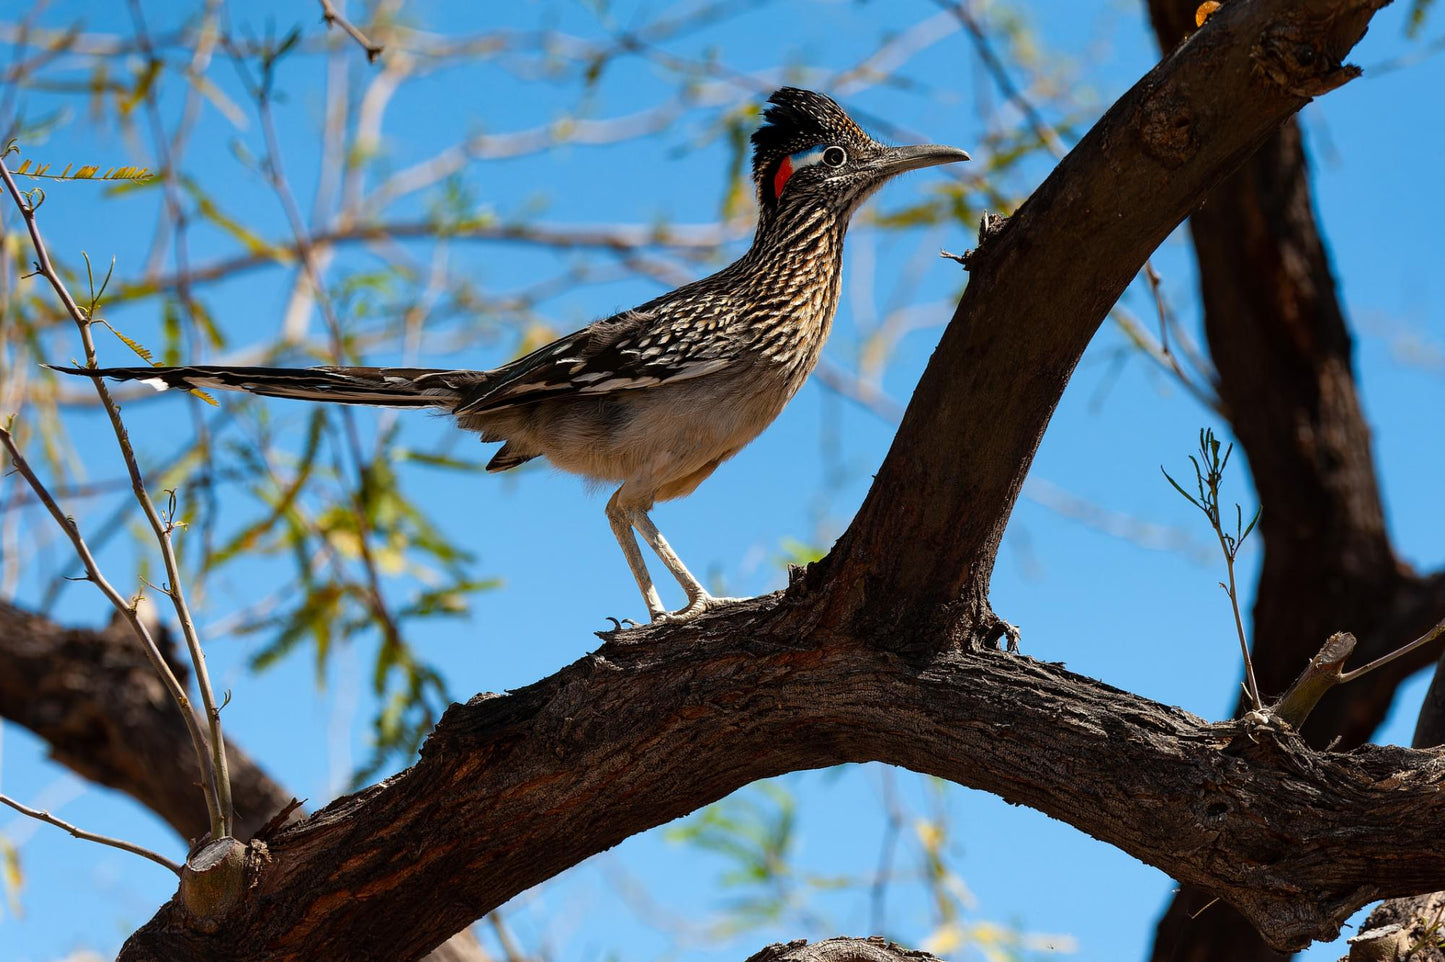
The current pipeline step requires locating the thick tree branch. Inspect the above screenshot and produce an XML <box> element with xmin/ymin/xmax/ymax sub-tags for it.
<box><xmin>111</xmin><ymin>0</ymin><xmax>1402</xmax><ymax>958</ymax></box>
<box><xmin>120</xmin><ymin>609</ymin><xmax>1445</xmax><ymax>960</ymax></box>
<box><xmin>816</xmin><ymin>0</ymin><xmax>1384</xmax><ymax>639</ymax></box>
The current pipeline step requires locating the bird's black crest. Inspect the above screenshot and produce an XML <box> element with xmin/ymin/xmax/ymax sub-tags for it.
<box><xmin>750</xmin><ymin>88</ymin><xmax>868</xmax><ymax>188</ymax></box>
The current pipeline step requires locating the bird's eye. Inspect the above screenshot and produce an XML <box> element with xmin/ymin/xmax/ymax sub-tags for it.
<box><xmin>822</xmin><ymin>146</ymin><xmax>847</xmax><ymax>168</ymax></box>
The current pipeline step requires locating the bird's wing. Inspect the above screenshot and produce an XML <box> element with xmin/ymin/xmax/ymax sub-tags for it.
<box><xmin>454</xmin><ymin>295</ymin><xmax>737</xmax><ymax>414</ymax></box>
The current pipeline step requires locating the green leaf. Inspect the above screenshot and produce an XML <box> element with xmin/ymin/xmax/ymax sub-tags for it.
<box><xmin>118</xmin><ymin>56</ymin><xmax>162</xmax><ymax>117</ymax></box>
<box><xmin>1160</xmin><ymin>467</ymin><xmax>1201</xmax><ymax>510</ymax></box>
<box><xmin>396</xmin><ymin>449</ymin><xmax>487</xmax><ymax>472</ymax></box>
<box><xmin>102</xmin><ymin>322</ymin><xmax>156</xmax><ymax>364</ymax></box>
<box><xmin>1241</xmin><ymin>505</ymin><xmax>1262</xmax><ymax>543</ymax></box>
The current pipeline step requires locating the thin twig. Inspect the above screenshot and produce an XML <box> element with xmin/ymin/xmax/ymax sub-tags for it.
<box><xmin>1219</xmin><ymin>524</ymin><xmax>1263</xmax><ymax>711</ymax></box>
<box><xmin>232</xmin><ymin>43</ymin><xmax>411</xmax><ymax>685</ymax></box>
<box><xmin>0</xmin><ymin>150</ymin><xmax>232</xmax><ymax>838</ymax></box>
<box><xmin>0</xmin><ymin>791</ymin><xmax>182</xmax><ymax>875</ymax></box>
<box><xmin>1340</xmin><ymin>616</ymin><xmax>1445</xmax><ymax>683</ymax></box>
<box><xmin>935</xmin><ymin>0</ymin><xmax>1067</xmax><ymax>157</ymax></box>
<box><xmin>318</xmin><ymin>0</ymin><xmax>382</xmax><ymax>62</ymax></box>
<box><xmin>869</xmin><ymin>767</ymin><xmax>903</xmax><ymax>936</ymax></box>
<box><xmin>1162</xmin><ymin>430</ymin><xmax>1263</xmax><ymax>711</ymax></box>
<box><xmin>1110</xmin><ymin>304</ymin><xmax>1222</xmax><ymax>414</ymax></box>
<box><xmin>0</xmin><ymin>423</ymin><xmax>217</xmax><ymax>834</ymax></box>
<box><xmin>127</xmin><ymin>0</ymin><xmax>224</xmax><ymax>588</ymax></box>
<box><xmin>488</xmin><ymin>912</ymin><xmax>525</xmax><ymax>962</ymax></box>
<box><xmin>1141</xmin><ymin>263</ymin><xmax>1219</xmax><ymax>408</ymax></box>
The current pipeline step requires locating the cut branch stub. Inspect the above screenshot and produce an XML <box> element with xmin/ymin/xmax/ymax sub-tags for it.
<box><xmin>1272</xmin><ymin>631</ymin><xmax>1357</xmax><ymax>727</ymax></box>
<box><xmin>178</xmin><ymin>837</ymin><xmax>251</xmax><ymax>925</ymax></box>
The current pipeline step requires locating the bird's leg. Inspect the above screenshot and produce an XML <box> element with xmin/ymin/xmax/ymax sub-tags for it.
<box><xmin>628</xmin><ymin>506</ymin><xmax>743</xmax><ymax>623</ymax></box>
<box><xmin>605</xmin><ymin>490</ymin><xmax>666</xmax><ymax>622</ymax></box>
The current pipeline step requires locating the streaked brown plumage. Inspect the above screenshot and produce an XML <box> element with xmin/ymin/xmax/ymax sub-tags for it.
<box><xmin>52</xmin><ymin>88</ymin><xmax>969</xmax><ymax>624</ymax></box>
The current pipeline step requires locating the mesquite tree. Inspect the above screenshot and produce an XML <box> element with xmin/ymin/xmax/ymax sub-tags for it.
<box><xmin>2</xmin><ymin>2</ymin><xmax>1443</xmax><ymax>961</ymax></box>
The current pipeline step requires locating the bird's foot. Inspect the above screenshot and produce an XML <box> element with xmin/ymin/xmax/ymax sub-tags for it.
<box><xmin>653</xmin><ymin>593</ymin><xmax>747</xmax><ymax>625</ymax></box>
<box><xmin>596</xmin><ymin>616</ymin><xmax>643</xmax><ymax>640</ymax></box>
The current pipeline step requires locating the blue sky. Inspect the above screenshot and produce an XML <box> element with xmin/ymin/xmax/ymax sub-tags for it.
<box><xmin>2</xmin><ymin>1</ymin><xmax>1443</xmax><ymax>961</ymax></box>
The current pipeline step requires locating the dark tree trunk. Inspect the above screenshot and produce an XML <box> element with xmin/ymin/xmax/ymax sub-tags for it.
<box><xmin>1142</xmin><ymin>4</ymin><xmax>1445</xmax><ymax>961</ymax></box>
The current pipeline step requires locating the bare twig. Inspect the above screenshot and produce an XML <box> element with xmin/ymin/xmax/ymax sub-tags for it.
<box><xmin>1110</xmin><ymin>303</ymin><xmax>1222</xmax><ymax>413</ymax></box>
<box><xmin>813</xmin><ymin>358</ymin><xmax>906</xmax><ymax>423</ymax></box>
<box><xmin>0</xmin><ymin>149</ymin><xmax>232</xmax><ymax>838</ymax></box>
<box><xmin>318</xmin><ymin>0</ymin><xmax>382</xmax><ymax>63</ymax></box>
<box><xmin>0</xmin><ymin>422</ymin><xmax>218</xmax><ymax>833</ymax></box>
<box><xmin>127</xmin><ymin>0</ymin><xmax>224</xmax><ymax>584</ymax></box>
<box><xmin>0</xmin><ymin>791</ymin><xmax>181</xmax><ymax>874</ymax></box>
<box><xmin>935</xmin><ymin>0</ymin><xmax>1067</xmax><ymax>157</ymax></box>
<box><xmin>869</xmin><ymin>768</ymin><xmax>903</xmax><ymax>935</ymax></box>
<box><xmin>1141</xmin><ymin>262</ymin><xmax>1219</xmax><ymax>407</ymax></box>
<box><xmin>230</xmin><ymin>41</ymin><xmax>412</xmax><ymax>698</ymax></box>
<box><xmin>97</xmin><ymin>219</ymin><xmax>733</xmax><ymax>314</ymax></box>
<box><xmin>1341</xmin><ymin>617</ymin><xmax>1445</xmax><ymax>683</ymax></box>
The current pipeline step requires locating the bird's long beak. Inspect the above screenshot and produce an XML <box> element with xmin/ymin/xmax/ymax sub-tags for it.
<box><xmin>867</xmin><ymin>144</ymin><xmax>971</xmax><ymax>177</ymax></box>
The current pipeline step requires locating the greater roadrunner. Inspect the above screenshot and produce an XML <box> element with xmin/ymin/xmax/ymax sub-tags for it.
<box><xmin>53</xmin><ymin>88</ymin><xmax>969</xmax><ymax>624</ymax></box>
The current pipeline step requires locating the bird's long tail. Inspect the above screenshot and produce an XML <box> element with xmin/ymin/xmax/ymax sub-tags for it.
<box><xmin>48</xmin><ymin>364</ymin><xmax>469</xmax><ymax>408</ymax></box>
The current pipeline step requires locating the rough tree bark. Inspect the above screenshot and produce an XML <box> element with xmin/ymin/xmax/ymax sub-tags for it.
<box><xmin>99</xmin><ymin>0</ymin><xmax>1422</xmax><ymax>958</ymax></box>
<box><xmin>120</xmin><ymin>608</ymin><xmax>1445</xmax><ymax>960</ymax></box>
<box><xmin>1340</xmin><ymin>646</ymin><xmax>1445</xmax><ymax>960</ymax></box>
<box><xmin>1142</xmin><ymin>2</ymin><xmax>1445</xmax><ymax>959</ymax></box>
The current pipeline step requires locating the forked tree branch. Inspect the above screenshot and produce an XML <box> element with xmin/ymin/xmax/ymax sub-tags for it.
<box><xmin>109</xmin><ymin>1</ymin><xmax>1410</xmax><ymax>957</ymax></box>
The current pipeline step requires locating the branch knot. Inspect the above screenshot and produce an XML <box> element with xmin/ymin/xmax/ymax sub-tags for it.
<box><xmin>1251</xmin><ymin>20</ymin><xmax>1361</xmax><ymax>98</ymax></box>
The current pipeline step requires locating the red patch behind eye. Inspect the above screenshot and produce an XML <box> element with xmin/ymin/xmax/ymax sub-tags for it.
<box><xmin>773</xmin><ymin>156</ymin><xmax>794</xmax><ymax>199</ymax></box>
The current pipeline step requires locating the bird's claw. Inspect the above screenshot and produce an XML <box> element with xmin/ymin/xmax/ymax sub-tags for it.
<box><xmin>653</xmin><ymin>594</ymin><xmax>745</xmax><ymax>625</ymax></box>
<box><xmin>597</xmin><ymin>616</ymin><xmax>646</xmax><ymax>641</ymax></box>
